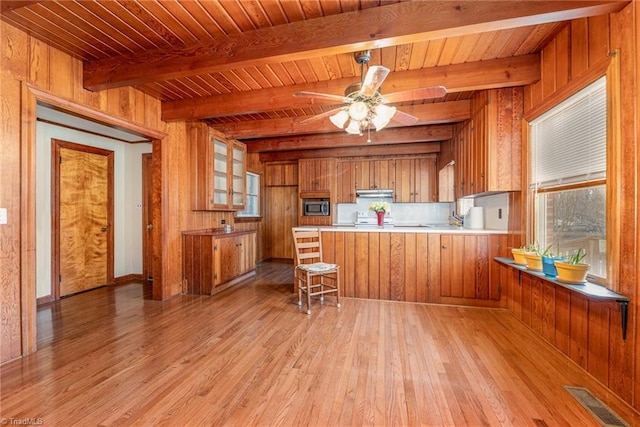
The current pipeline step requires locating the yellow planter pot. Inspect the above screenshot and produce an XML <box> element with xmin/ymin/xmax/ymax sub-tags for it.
<box><xmin>524</xmin><ymin>252</ymin><xmax>543</xmax><ymax>271</ymax></box>
<box><xmin>512</xmin><ymin>248</ymin><xmax>527</xmax><ymax>266</ymax></box>
<box><xmin>554</xmin><ymin>261</ymin><xmax>589</xmax><ymax>284</ymax></box>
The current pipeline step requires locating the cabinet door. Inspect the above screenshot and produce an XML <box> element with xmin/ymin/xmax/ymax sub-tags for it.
<box><xmin>439</xmin><ymin>234</ymin><xmax>492</xmax><ymax>300</ymax></box>
<box><xmin>215</xmin><ymin>236</ymin><xmax>239</xmax><ymax>286</ymax></box>
<box><xmin>231</xmin><ymin>142</ymin><xmax>246</xmax><ymax>210</ymax></box>
<box><xmin>212</xmin><ymin>138</ymin><xmax>230</xmax><ymax>209</ymax></box>
<box><xmin>352</xmin><ymin>160</ymin><xmax>370</xmax><ymax>191</ymax></box>
<box><xmin>238</xmin><ymin>232</ymin><xmax>256</xmax><ymax>275</ymax></box>
<box><xmin>372</xmin><ymin>159</ymin><xmax>394</xmax><ymax>190</ymax></box>
<box><xmin>394</xmin><ymin>158</ymin><xmax>413</xmax><ymax>202</ymax></box>
<box><xmin>413</xmin><ymin>157</ymin><xmax>437</xmax><ymax>202</ymax></box>
<box><xmin>298</xmin><ymin>159</ymin><xmax>334</xmax><ymax>193</ymax></box>
<box><xmin>336</xmin><ymin>161</ymin><xmax>355</xmax><ymax>203</ymax></box>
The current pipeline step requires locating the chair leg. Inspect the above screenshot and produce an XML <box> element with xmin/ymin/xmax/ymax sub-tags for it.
<box><xmin>336</xmin><ymin>271</ymin><xmax>341</xmax><ymax>308</ymax></box>
<box><xmin>306</xmin><ymin>271</ymin><xmax>312</xmax><ymax>315</ymax></box>
<box><xmin>297</xmin><ymin>273</ymin><xmax>303</xmax><ymax>308</ymax></box>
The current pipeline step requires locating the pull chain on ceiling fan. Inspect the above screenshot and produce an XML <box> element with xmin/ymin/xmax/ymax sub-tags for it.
<box><xmin>294</xmin><ymin>50</ymin><xmax>447</xmax><ymax>138</ymax></box>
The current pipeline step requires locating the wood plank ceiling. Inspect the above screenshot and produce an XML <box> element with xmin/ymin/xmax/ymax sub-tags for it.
<box><xmin>1</xmin><ymin>1</ymin><xmax>629</xmax><ymax>151</ymax></box>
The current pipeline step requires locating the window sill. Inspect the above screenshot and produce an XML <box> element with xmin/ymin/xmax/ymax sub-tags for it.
<box><xmin>494</xmin><ymin>257</ymin><xmax>629</xmax><ymax>340</ymax></box>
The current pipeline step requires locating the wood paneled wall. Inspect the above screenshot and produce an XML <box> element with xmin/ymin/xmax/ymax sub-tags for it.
<box><xmin>1</xmin><ymin>20</ymin><xmax>243</xmax><ymax>363</ymax></box>
<box><xmin>518</xmin><ymin>2</ymin><xmax>639</xmax><ymax>410</ymax></box>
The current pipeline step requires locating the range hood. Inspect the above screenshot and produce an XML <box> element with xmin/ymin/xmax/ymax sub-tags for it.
<box><xmin>355</xmin><ymin>189</ymin><xmax>394</xmax><ymax>198</ymax></box>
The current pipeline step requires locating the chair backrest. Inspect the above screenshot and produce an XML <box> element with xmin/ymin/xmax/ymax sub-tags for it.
<box><xmin>292</xmin><ymin>229</ymin><xmax>323</xmax><ymax>265</ymax></box>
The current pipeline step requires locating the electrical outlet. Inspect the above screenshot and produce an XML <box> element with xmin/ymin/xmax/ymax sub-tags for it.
<box><xmin>498</xmin><ymin>208</ymin><xmax>502</xmax><ymax>219</ymax></box>
<box><xmin>0</xmin><ymin>208</ymin><xmax>7</xmax><ymax>225</ymax></box>
<box><xmin>221</xmin><ymin>219</ymin><xmax>226</xmax><ymax>225</ymax></box>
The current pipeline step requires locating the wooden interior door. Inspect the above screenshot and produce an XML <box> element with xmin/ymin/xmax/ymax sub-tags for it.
<box><xmin>142</xmin><ymin>153</ymin><xmax>153</xmax><ymax>281</ymax></box>
<box><xmin>265</xmin><ymin>186</ymin><xmax>297</xmax><ymax>259</ymax></box>
<box><xmin>53</xmin><ymin>140</ymin><xmax>114</xmax><ymax>297</ymax></box>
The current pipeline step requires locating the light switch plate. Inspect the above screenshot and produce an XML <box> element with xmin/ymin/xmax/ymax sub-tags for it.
<box><xmin>0</xmin><ymin>208</ymin><xmax>7</xmax><ymax>225</ymax></box>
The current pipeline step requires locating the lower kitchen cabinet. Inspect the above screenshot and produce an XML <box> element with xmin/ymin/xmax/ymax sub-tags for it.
<box><xmin>320</xmin><ymin>230</ymin><xmax>507</xmax><ymax>307</ymax></box>
<box><xmin>437</xmin><ymin>234</ymin><xmax>504</xmax><ymax>302</ymax></box>
<box><xmin>182</xmin><ymin>229</ymin><xmax>257</xmax><ymax>295</ymax></box>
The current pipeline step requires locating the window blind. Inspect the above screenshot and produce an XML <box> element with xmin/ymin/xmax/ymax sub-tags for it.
<box><xmin>530</xmin><ymin>76</ymin><xmax>607</xmax><ymax>189</ymax></box>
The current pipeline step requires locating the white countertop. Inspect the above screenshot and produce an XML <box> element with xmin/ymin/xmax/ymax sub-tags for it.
<box><xmin>294</xmin><ymin>225</ymin><xmax>508</xmax><ymax>234</ymax></box>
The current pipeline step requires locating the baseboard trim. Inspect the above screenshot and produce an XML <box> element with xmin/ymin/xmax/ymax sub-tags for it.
<box><xmin>114</xmin><ymin>274</ymin><xmax>145</xmax><ymax>285</ymax></box>
<box><xmin>37</xmin><ymin>295</ymin><xmax>55</xmax><ymax>306</ymax></box>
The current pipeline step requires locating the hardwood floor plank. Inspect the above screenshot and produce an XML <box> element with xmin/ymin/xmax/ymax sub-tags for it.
<box><xmin>1</xmin><ymin>262</ymin><xmax>638</xmax><ymax>426</ymax></box>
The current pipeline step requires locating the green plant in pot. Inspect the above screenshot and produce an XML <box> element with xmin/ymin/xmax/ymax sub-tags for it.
<box><xmin>511</xmin><ymin>244</ymin><xmax>529</xmax><ymax>266</ymax></box>
<box><xmin>554</xmin><ymin>248</ymin><xmax>589</xmax><ymax>284</ymax></box>
<box><xmin>541</xmin><ymin>243</ymin><xmax>565</xmax><ymax>277</ymax></box>
<box><xmin>523</xmin><ymin>243</ymin><xmax>544</xmax><ymax>272</ymax></box>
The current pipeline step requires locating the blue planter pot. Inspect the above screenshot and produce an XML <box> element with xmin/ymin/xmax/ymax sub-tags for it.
<box><xmin>542</xmin><ymin>256</ymin><xmax>564</xmax><ymax>277</ymax></box>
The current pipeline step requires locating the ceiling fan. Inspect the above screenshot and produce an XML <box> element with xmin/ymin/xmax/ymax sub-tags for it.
<box><xmin>293</xmin><ymin>50</ymin><xmax>447</xmax><ymax>137</ymax></box>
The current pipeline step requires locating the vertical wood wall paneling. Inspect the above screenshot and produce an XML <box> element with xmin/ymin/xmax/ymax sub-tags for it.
<box><xmin>354</xmin><ymin>232</ymin><xmax>369</xmax><ymax>298</ymax></box>
<box><xmin>389</xmin><ymin>233</ymin><xmax>405</xmax><ymax>301</ymax></box>
<box><xmin>367</xmin><ymin>232</ymin><xmax>380</xmax><ymax>300</ymax></box>
<box><xmin>519</xmin><ymin>2</ymin><xmax>639</xmax><ymax>412</ymax></box>
<box><xmin>427</xmin><ymin>234</ymin><xmax>441</xmax><ymax>303</ymax></box>
<box><xmin>0</xmin><ymin>20</ymin><xmax>174</xmax><ymax>362</ymax></box>
<box><xmin>416</xmin><ymin>234</ymin><xmax>429</xmax><ymax>303</ymax></box>
<box><xmin>609</xmin><ymin>2</ymin><xmax>638</xmax><ymax>407</ymax></box>
<box><xmin>554</xmin><ymin>287</ymin><xmax>571</xmax><ymax>355</ymax></box>
<box><xmin>378</xmin><ymin>232</ymin><xmax>391</xmax><ymax>300</ymax></box>
<box><xmin>403</xmin><ymin>233</ymin><xmax>417</xmax><ymax>302</ymax></box>
<box><xmin>1</xmin><ymin>23</ymin><xmax>27</xmax><ymax>362</ymax></box>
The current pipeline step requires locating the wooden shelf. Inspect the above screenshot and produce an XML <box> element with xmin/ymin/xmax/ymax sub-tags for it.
<box><xmin>494</xmin><ymin>257</ymin><xmax>629</xmax><ymax>340</ymax></box>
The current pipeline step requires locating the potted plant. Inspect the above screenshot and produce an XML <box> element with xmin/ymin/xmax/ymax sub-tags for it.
<box><xmin>523</xmin><ymin>243</ymin><xmax>543</xmax><ymax>272</ymax></box>
<box><xmin>511</xmin><ymin>245</ymin><xmax>528</xmax><ymax>266</ymax></box>
<box><xmin>369</xmin><ymin>201</ymin><xmax>391</xmax><ymax>226</ymax></box>
<box><xmin>541</xmin><ymin>243</ymin><xmax>565</xmax><ymax>277</ymax></box>
<box><xmin>554</xmin><ymin>248</ymin><xmax>589</xmax><ymax>284</ymax></box>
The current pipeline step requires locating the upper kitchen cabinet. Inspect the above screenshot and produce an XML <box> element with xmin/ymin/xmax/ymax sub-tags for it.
<box><xmin>190</xmin><ymin>122</ymin><xmax>247</xmax><ymax>211</ymax></box>
<box><xmin>454</xmin><ymin>88</ymin><xmax>523</xmax><ymax>198</ymax></box>
<box><xmin>298</xmin><ymin>158</ymin><xmax>336</xmax><ymax>197</ymax></box>
<box><xmin>394</xmin><ymin>156</ymin><xmax>438</xmax><ymax>203</ymax></box>
<box><xmin>264</xmin><ymin>161</ymin><xmax>298</xmax><ymax>187</ymax></box>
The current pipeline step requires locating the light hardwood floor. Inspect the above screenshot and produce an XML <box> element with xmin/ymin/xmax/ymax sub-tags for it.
<box><xmin>1</xmin><ymin>261</ymin><xmax>638</xmax><ymax>426</ymax></box>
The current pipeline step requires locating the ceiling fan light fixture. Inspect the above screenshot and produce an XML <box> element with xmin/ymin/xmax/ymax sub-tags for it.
<box><xmin>345</xmin><ymin>119</ymin><xmax>363</xmax><ymax>135</ymax></box>
<box><xmin>329</xmin><ymin>109</ymin><xmax>349</xmax><ymax>128</ymax></box>
<box><xmin>348</xmin><ymin>101</ymin><xmax>369</xmax><ymax>121</ymax></box>
<box><xmin>371</xmin><ymin>104</ymin><xmax>397</xmax><ymax>131</ymax></box>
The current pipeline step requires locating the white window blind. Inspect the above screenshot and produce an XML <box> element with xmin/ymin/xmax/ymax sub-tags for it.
<box><xmin>530</xmin><ymin>76</ymin><xmax>607</xmax><ymax>189</ymax></box>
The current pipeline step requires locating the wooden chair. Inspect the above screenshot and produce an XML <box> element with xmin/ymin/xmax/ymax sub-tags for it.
<box><xmin>292</xmin><ymin>228</ymin><xmax>341</xmax><ymax>314</ymax></box>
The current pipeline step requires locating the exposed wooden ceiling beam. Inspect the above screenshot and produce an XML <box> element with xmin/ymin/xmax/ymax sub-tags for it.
<box><xmin>244</xmin><ymin>125</ymin><xmax>453</xmax><ymax>153</ymax></box>
<box><xmin>213</xmin><ymin>101</ymin><xmax>469</xmax><ymax>139</ymax></box>
<box><xmin>258</xmin><ymin>143</ymin><xmax>441</xmax><ymax>162</ymax></box>
<box><xmin>162</xmin><ymin>55</ymin><xmax>538</xmax><ymax>121</ymax></box>
<box><xmin>83</xmin><ymin>1</ymin><xmax>626</xmax><ymax>91</ymax></box>
<box><xmin>0</xmin><ymin>1</ymin><xmax>43</xmax><ymax>14</ymax></box>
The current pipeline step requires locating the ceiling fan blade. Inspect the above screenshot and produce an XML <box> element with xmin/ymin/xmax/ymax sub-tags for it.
<box><xmin>391</xmin><ymin>109</ymin><xmax>419</xmax><ymax>126</ymax></box>
<box><xmin>298</xmin><ymin>107</ymin><xmax>345</xmax><ymax>125</ymax></box>
<box><xmin>359</xmin><ymin>65</ymin><xmax>390</xmax><ymax>97</ymax></box>
<box><xmin>293</xmin><ymin>91</ymin><xmax>348</xmax><ymax>103</ymax></box>
<box><xmin>382</xmin><ymin>85</ymin><xmax>447</xmax><ymax>103</ymax></box>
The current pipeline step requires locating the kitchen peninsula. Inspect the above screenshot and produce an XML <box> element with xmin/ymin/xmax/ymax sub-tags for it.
<box><xmin>295</xmin><ymin>225</ymin><xmax>509</xmax><ymax>308</ymax></box>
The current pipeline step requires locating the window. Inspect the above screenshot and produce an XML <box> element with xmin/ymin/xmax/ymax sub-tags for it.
<box><xmin>236</xmin><ymin>172</ymin><xmax>260</xmax><ymax>217</ymax></box>
<box><xmin>530</xmin><ymin>77</ymin><xmax>607</xmax><ymax>280</ymax></box>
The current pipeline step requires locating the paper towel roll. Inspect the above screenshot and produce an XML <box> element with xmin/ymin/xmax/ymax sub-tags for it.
<box><xmin>464</xmin><ymin>206</ymin><xmax>484</xmax><ymax>229</ymax></box>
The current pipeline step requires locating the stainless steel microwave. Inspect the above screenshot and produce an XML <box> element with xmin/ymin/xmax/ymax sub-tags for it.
<box><xmin>303</xmin><ymin>199</ymin><xmax>330</xmax><ymax>216</ymax></box>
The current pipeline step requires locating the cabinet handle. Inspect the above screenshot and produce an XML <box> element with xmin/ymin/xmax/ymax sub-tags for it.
<box><xmin>442</xmin><ymin>245</ymin><xmax>448</xmax><ymax>249</ymax></box>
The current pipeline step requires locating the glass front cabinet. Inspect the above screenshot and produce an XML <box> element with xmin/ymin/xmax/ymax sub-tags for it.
<box><xmin>190</xmin><ymin>122</ymin><xmax>246</xmax><ymax>211</ymax></box>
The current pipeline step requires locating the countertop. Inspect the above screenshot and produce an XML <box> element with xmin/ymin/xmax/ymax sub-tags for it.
<box><xmin>295</xmin><ymin>224</ymin><xmax>508</xmax><ymax>234</ymax></box>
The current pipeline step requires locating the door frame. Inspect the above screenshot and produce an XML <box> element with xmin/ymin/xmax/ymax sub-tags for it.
<box><xmin>142</xmin><ymin>152</ymin><xmax>153</xmax><ymax>281</ymax></box>
<box><xmin>20</xmin><ymin>83</ymin><xmax>166</xmax><ymax>357</ymax></box>
<box><xmin>51</xmin><ymin>139</ymin><xmax>115</xmax><ymax>299</ymax></box>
